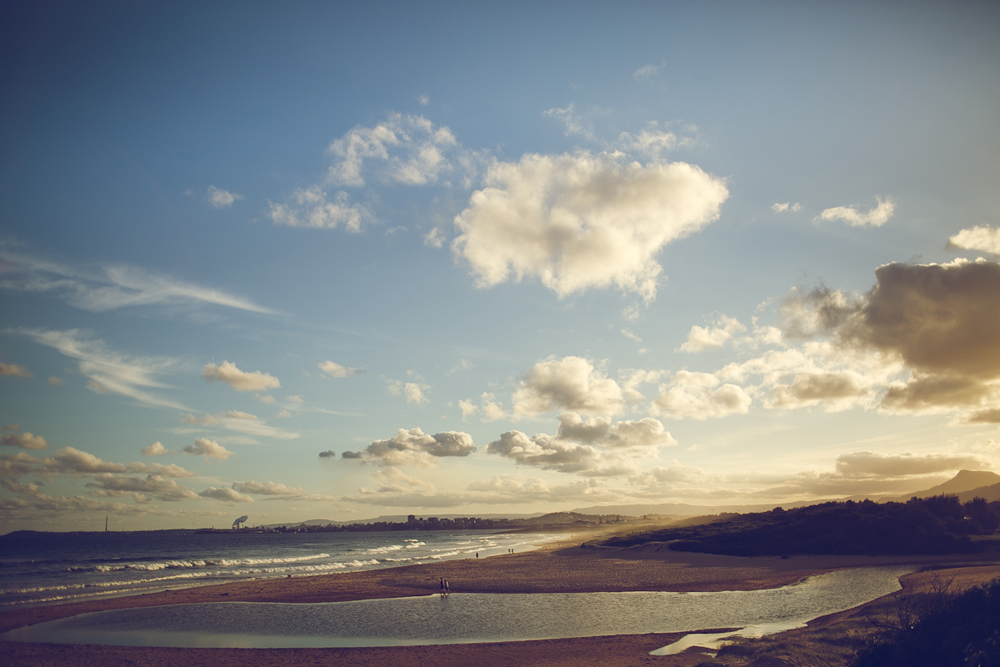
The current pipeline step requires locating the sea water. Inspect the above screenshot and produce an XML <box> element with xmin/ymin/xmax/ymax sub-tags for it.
<box><xmin>0</xmin><ymin>529</ymin><xmax>558</xmax><ymax>608</ymax></box>
<box><xmin>0</xmin><ymin>566</ymin><xmax>912</xmax><ymax>648</ymax></box>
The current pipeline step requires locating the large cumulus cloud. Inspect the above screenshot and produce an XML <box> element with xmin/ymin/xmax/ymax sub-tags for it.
<box><xmin>452</xmin><ymin>152</ymin><xmax>728</xmax><ymax>303</ymax></box>
<box><xmin>784</xmin><ymin>259</ymin><xmax>1000</xmax><ymax>420</ymax></box>
<box><xmin>512</xmin><ymin>356</ymin><xmax>624</xmax><ymax>416</ymax></box>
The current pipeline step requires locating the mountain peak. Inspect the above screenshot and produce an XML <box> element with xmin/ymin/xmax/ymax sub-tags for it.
<box><xmin>915</xmin><ymin>470</ymin><xmax>1000</xmax><ymax>498</ymax></box>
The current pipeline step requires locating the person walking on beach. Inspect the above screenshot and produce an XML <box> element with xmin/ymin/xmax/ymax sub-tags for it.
<box><xmin>440</xmin><ymin>577</ymin><xmax>446</xmax><ymax>596</ymax></box>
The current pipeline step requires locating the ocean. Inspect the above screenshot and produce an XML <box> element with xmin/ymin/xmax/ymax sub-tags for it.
<box><xmin>0</xmin><ymin>528</ymin><xmax>558</xmax><ymax>608</ymax></box>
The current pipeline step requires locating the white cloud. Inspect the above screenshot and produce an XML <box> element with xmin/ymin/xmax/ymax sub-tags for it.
<box><xmin>0</xmin><ymin>362</ymin><xmax>32</xmax><ymax>377</ymax></box>
<box><xmin>543</xmin><ymin>104</ymin><xmax>594</xmax><ymax>140</ymax></box>
<box><xmin>458</xmin><ymin>399</ymin><xmax>478</xmax><ymax>419</ymax></box>
<box><xmin>232</xmin><ymin>480</ymin><xmax>304</xmax><ymax>496</ymax></box>
<box><xmin>230</xmin><ymin>480</ymin><xmax>337</xmax><ymax>502</ymax></box>
<box><xmin>267</xmin><ymin>185</ymin><xmax>367</xmax><ymax>232</ymax></box>
<box><xmin>199</xmin><ymin>486</ymin><xmax>253</xmax><ymax>503</ymax></box>
<box><xmin>19</xmin><ymin>329</ymin><xmax>187</xmax><ymax>411</ymax></box>
<box><xmin>616</xmin><ymin>128</ymin><xmax>691</xmax><ymax>160</ymax></box>
<box><xmin>771</xmin><ymin>202</ymin><xmax>801</xmax><ymax>213</ymax></box>
<box><xmin>481</xmin><ymin>393</ymin><xmax>507</xmax><ymax>421</ymax></box>
<box><xmin>633</xmin><ymin>63</ymin><xmax>660</xmax><ymax>80</ymax></box>
<box><xmin>318</xmin><ymin>360</ymin><xmax>364</xmax><ymax>378</ymax></box>
<box><xmin>621</xmin><ymin>369</ymin><xmax>665</xmax><ymax>403</ymax></box>
<box><xmin>87</xmin><ymin>474</ymin><xmax>199</xmax><ymax>502</ymax></box>
<box><xmin>387</xmin><ymin>379</ymin><xmax>430</xmax><ymax>405</ymax></box>
<box><xmin>141</xmin><ymin>441</ymin><xmax>170</xmax><ymax>456</ymax></box>
<box><xmin>486</xmin><ymin>412</ymin><xmax>674</xmax><ymax>477</ymax></box>
<box><xmin>182</xmin><ymin>438</ymin><xmax>235</xmax><ymax>461</ymax></box>
<box><xmin>949</xmin><ymin>225</ymin><xmax>1000</xmax><ymax>255</ymax></box>
<box><xmin>344</xmin><ymin>427</ymin><xmax>475</xmax><ymax>466</ymax></box>
<box><xmin>0</xmin><ymin>243</ymin><xmax>276</xmax><ymax>315</ymax></box>
<box><xmin>817</xmin><ymin>196</ymin><xmax>895</xmax><ymax>227</ymax></box>
<box><xmin>653</xmin><ymin>370</ymin><xmax>752</xmax><ymax>420</ymax></box>
<box><xmin>452</xmin><ymin>152</ymin><xmax>728</xmax><ymax>303</ymax></box>
<box><xmin>202</xmin><ymin>361</ymin><xmax>280</xmax><ymax>392</ymax></box>
<box><xmin>678</xmin><ymin>315</ymin><xmax>747</xmax><ymax>352</ymax></box>
<box><xmin>424</xmin><ymin>227</ymin><xmax>446</xmax><ymax>248</ymax></box>
<box><xmin>206</xmin><ymin>186</ymin><xmax>243</xmax><ymax>209</ymax></box>
<box><xmin>0</xmin><ymin>446</ymin><xmax>194</xmax><ymax>479</ymax></box>
<box><xmin>1</xmin><ymin>426</ymin><xmax>49</xmax><ymax>450</ymax></box>
<box><xmin>327</xmin><ymin>113</ymin><xmax>460</xmax><ymax>187</ymax></box>
<box><xmin>512</xmin><ymin>356</ymin><xmax>624</xmax><ymax>416</ymax></box>
<box><xmin>621</xmin><ymin>328</ymin><xmax>642</xmax><ymax>343</ymax></box>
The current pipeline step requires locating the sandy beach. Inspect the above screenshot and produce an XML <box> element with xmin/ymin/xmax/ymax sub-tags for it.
<box><xmin>2</xmin><ymin>530</ymin><xmax>998</xmax><ymax>666</ymax></box>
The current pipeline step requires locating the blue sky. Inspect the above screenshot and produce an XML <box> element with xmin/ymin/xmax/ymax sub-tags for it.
<box><xmin>2</xmin><ymin>1</ymin><xmax>999</xmax><ymax>532</ymax></box>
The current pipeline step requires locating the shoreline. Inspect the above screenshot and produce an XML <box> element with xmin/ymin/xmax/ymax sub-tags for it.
<box><xmin>3</xmin><ymin>529</ymin><xmax>998</xmax><ymax>666</ymax></box>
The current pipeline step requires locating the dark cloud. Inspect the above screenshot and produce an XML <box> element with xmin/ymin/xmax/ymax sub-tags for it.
<box><xmin>966</xmin><ymin>408</ymin><xmax>1000</xmax><ymax>424</ymax></box>
<box><xmin>859</xmin><ymin>260</ymin><xmax>1000</xmax><ymax>379</ymax></box>
<box><xmin>772</xmin><ymin>372</ymin><xmax>868</xmax><ymax>408</ymax></box>
<box><xmin>318</xmin><ymin>450</ymin><xmax>336</xmax><ymax>458</ymax></box>
<box><xmin>781</xmin><ymin>259</ymin><xmax>1000</xmax><ymax>416</ymax></box>
<box><xmin>341</xmin><ymin>451</ymin><xmax>362</xmax><ymax>459</ymax></box>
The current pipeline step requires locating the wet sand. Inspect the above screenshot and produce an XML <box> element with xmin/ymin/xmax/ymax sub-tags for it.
<box><xmin>2</xmin><ymin>530</ymin><xmax>998</xmax><ymax>666</ymax></box>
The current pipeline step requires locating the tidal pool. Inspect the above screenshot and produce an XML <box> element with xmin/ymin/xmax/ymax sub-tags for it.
<box><xmin>1</xmin><ymin>566</ymin><xmax>911</xmax><ymax>649</ymax></box>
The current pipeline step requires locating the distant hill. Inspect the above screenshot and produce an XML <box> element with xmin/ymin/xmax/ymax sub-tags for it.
<box><xmin>522</xmin><ymin>511</ymin><xmax>628</xmax><ymax>525</ymax></box>
<box><xmin>957</xmin><ymin>482</ymin><xmax>1000</xmax><ymax>504</ymax></box>
<box><xmin>571</xmin><ymin>500</ymin><xmax>818</xmax><ymax>517</ymax></box>
<box><xmin>880</xmin><ymin>470</ymin><xmax>1000</xmax><ymax>503</ymax></box>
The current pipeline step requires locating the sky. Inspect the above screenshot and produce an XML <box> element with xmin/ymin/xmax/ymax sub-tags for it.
<box><xmin>2</xmin><ymin>1</ymin><xmax>999</xmax><ymax>533</ymax></box>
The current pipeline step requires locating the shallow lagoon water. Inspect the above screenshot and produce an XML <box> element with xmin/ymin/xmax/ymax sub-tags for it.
<box><xmin>1</xmin><ymin>566</ymin><xmax>911</xmax><ymax>649</ymax></box>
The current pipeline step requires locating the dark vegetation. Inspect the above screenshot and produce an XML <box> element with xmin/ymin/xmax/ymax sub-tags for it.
<box><xmin>604</xmin><ymin>496</ymin><xmax>1000</xmax><ymax>556</ymax></box>
<box><xmin>851</xmin><ymin>577</ymin><xmax>1000</xmax><ymax>667</ymax></box>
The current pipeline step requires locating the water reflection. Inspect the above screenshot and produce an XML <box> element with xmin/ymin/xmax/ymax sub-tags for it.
<box><xmin>0</xmin><ymin>566</ymin><xmax>911</xmax><ymax>649</ymax></box>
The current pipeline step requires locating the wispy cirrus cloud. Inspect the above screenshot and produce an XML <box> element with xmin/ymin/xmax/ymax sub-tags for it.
<box><xmin>16</xmin><ymin>328</ymin><xmax>188</xmax><ymax>411</ymax></box>
<box><xmin>0</xmin><ymin>241</ymin><xmax>277</xmax><ymax>315</ymax></box>
<box><xmin>179</xmin><ymin>410</ymin><xmax>300</xmax><ymax>441</ymax></box>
